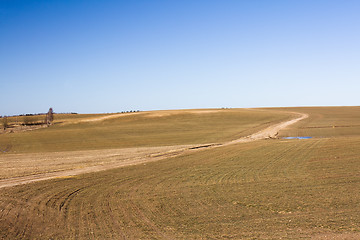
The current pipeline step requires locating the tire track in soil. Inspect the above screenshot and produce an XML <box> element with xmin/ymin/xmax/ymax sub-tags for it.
<box><xmin>126</xmin><ymin>181</ymin><xmax>170</xmax><ymax>238</ymax></box>
<box><xmin>103</xmin><ymin>199</ymin><xmax>128</xmax><ymax>239</ymax></box>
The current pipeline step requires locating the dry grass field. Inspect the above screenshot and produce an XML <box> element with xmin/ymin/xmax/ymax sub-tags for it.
<box><xmin>0</xmin><ymin>109</ymin><xmax>292</xmax><ymax>154</ymax></box>
<box><xmin>274</xmin><ymin>106</ymin><xmax>360</xmax><ymax>138</ymax></box>
<box><xmin>0</xmin><ymin>107</ymin><xmax>359</xmax><ymax>239</ymax></box>
<box><xmin>0</xmin><ymin>109</ymin><xmax>292</xmax><ymax>181</ymax></box>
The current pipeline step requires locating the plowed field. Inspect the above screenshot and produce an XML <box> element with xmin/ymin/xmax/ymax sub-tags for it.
<box><xmin>0</xmin><ymin>107</ymin><xmax>359</xmax><ymax>239</ymax></box>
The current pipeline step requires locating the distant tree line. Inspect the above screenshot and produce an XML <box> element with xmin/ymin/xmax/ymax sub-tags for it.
<box><xmin>118</xmin><ymin>110</ymin><xmax>141</xmax><ymax>113</ymax></box>
<box><xmin>0</xmin><ymin>110</ymin><xmax>78</xmax><ymax>119</ymax></box>
<box><xmin>55</xmin><ymin>112</ymin><xmax>78</xmax><ymax>114</ymax></box>
<box><xmin>1</xmin><ymin>108</ymin><xmax>143</xmax><ymax>130</ymax></box>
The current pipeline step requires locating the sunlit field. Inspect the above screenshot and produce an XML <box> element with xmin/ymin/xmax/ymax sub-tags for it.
<box><xmin>0</xmin><ymin>108</ymin><xmax>291</xmax><ymax>153</ymax></box>
<box><xmin>0</xmin><ymin>107</ymin><xmax>359</xmax><ymax>239</ymax></box>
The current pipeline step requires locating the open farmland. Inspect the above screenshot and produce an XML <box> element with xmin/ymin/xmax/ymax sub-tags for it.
<box><xmin>0</xmin><ymin>109</ymin><xmax>292</xmax><ymax>154</ymax></box>
<box><xmin>0</xmin><ymin>107</ymin><xmax>359</xmax><ymax>239</ymax></box>
<box><xmin>274</xmin><ymin>106</ymin><xmax>360</xmax><ymax>138</ymax></box>
<box><xmin>0</xmin><ymin>109</ymin><xmax>293</xmax><ymax>181</ymax></box>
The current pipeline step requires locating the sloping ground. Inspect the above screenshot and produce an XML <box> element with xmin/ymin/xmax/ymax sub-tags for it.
<box><xmin>0</xmin><ymin>113</ymin><xmax>110</xmax><ymax>134</ymax></box>
<box><xmin>0</xmin><ymin>145</ymin><xmax>194</xmax><ymax>187</ymax></box>
<box><xmin>0</xmin><ymin>111</ymin><xmax>305</xmax><ymax>188</ymax></box>
<box><xmin>0</xmin><ymin>108</ymin><xmax>292</xmax><ymax>153</ymax></box>
<box><xmin>0</xmin><ymin>135</ymin><xmax>359</xmax><ymax>239</ymax></box>
<box><xmin>274</xmin><ymin>106</ymin><xmax>360</xmax><ymax>138</ymax></box>
<box><xmin>0</xmin><ymin>107</ymin><xmax>359</xmax><ymax>239</ymax></box>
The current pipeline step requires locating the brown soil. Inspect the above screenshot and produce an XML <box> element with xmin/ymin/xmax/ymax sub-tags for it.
<box><xmin>0</xmin><ymin>112</ymin><xmax>308</xmax><ymax>189</ymax></box>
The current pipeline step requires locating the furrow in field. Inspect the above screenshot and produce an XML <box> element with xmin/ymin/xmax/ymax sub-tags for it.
<box><xmin>251</xmin><ymin>143</ymin><xmax>300</xmax><ymax>182</ymax></box>
<box><xmin>1</xmin><ymin>108</ymin><xmax>360</xmax><ymax>239</ymax></box>
<box><xmin>1</xmin><ymin>135</ymin><xmax>359</xmax><ymax>238</ymax></box>
<box><xmin>0</xmin><ymin>110</ymin><xmax>312</xmax><ymax>239</ymax></box>
<box><xmin>192</xmin><ymin>139</ymin><xmax>319</xmax><ymax>188</ymax></box>
<box><xmin>125</xmin><ymin>181</ymin><xmax>167</xmax><ymax>238</ymax></box>
<box><xmin>99</xmin><ymin>191</ymin><xmax>130</xmax><ymax>238</ymax></box>
<box><xmin>279</xmin><ymin>140</ymin><xmax>324</xmax><ymax>180</ymax></box>
<box><xmin>102</xmin><ymin>197</ymin><xmax>128</xmax><ymax>239</ymax></box>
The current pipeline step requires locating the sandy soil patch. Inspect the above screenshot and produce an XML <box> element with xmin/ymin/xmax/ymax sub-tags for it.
<box><xmin>0</xmin><ymin>145</ymin><xmax>194</xmax><ymax>188</ymax></box>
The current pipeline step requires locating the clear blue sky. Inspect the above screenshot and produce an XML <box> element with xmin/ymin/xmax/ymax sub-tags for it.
<box><xmin>1</xmin><ymin>0</ymin><xmax>359</xmax><ymax>115</ymax></box>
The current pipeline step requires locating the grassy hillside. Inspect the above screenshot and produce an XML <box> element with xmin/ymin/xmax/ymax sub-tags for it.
<box><xmin>0</xmin><ymin>109</ymin><xmax>292</xmax><ymax>153</ymax></box>
<box><xmin>274</xmin><ymin>106</ymin><xmax>360</xmax><ymax>138</ymax></box>
<box><xmin>0</xmin><ymin>135</ymin><xmax>359</xmax><ymax>239</ymax></box>
<box><xmin>0</xmin><ymin>107</ymin><xmax>359</xmax><ymax>239</ymax></box>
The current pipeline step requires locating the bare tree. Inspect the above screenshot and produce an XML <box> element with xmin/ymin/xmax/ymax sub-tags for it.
<box><xmin>3</xmin><ymin>116</ymin><xmax>8</xmax><ymax>130</ymax></box>
<box><xmin>46</xmin><ymin>108</ymin><xmax>54</xmax><ymax>126</ymax></box>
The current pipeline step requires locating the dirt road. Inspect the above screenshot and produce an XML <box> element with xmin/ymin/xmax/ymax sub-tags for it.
<box><xmin>224</xmin><ymin>112</ymin><xmax>308</xmax><ymax>145</ymax></box>
<box><xmin>0</xmin><ymin>112</ymin><xmax>308</xmax><ymax>189</ymax></box>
